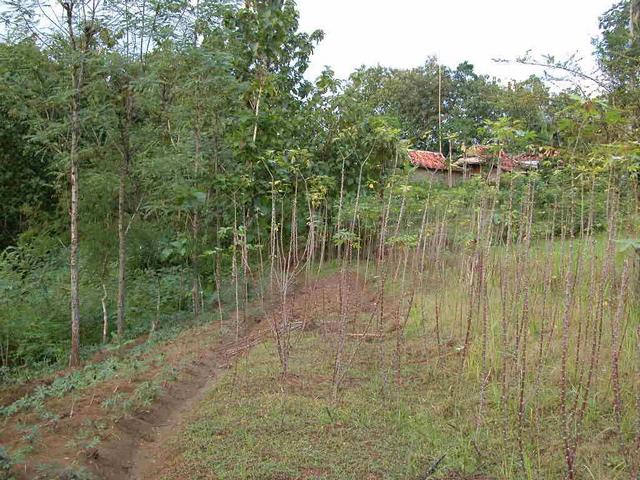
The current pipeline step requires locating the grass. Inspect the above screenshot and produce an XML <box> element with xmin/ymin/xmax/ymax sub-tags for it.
<box><xmin>157</xmin><ymin>332</ymin><xmax>538</xmax><ymax>479</ymax></box>
<box><xmin>1</xmin><ymin>236</ymin><xmax>637</xmax><ymax>479</ymax></box>
<box><xmin>156</xmin><ymin>237</ymin><xmax>639</xmax><ymax>480</ymax></box>
<box><xmin>161</xmin><ymin>335</ymin><xmax>457</xmax><ymax>479</ymax></box>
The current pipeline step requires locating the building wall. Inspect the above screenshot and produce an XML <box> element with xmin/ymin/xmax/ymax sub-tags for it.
<box><xmin>412</xmin><ymin>169</ymin><xmax>465</xmax><ymax>186</ymax></box>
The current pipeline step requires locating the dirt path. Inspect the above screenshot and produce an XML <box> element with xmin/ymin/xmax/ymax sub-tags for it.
<box><xmin>88</xmin><ymin>324</ymin><xmax>270</xmax><ymax>480</ymax></box>
<box><xmin>88</xmin><ymin>272</ymin><xmax>377</xmax><ymax>480</ymax></box>
<box><xmin>127</xmin><ymin>367</ymin><xmax>222</xmax><ymax>480</ymax></box>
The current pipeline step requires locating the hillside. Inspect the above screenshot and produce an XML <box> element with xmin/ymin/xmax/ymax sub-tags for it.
<box><xmin>1</xmin><ymin>1</ymin><xmax>640</xmax><ymax>479</ymax></box>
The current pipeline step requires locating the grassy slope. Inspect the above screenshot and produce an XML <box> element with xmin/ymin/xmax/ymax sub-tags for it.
<box><xmin>157</xmin><ymin>335</ymin><xmax>631</xmax><ymax>479</ymax></box>
<box><xmin>1</xmin><ymin>239</ymin><xmax>637</xmax><ymax>479</ymax></box>
<box><xmin>156</xmin><ymin>241</ymin><xmax>639</xmax><ymax>480</ymax></box>
<box><xmin>158</xmin><ymin>334</ymin><xmax>464</xmax><ymax>480</ymax></box>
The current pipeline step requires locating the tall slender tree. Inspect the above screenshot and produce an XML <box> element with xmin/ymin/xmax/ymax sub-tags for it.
<box><xmin>63</xmin><ymin>1</ymin><xmax>102</xmax><ymax>366</ymax></box>
<box><xmin>3</xmin><ymin>0</ymin><xmax>105</xmax><ymax>365</ymax></box>
<box><xmin>632</xmin><ymin>0</ymin><xmax>640</xmax><ymax>37</ymax></box>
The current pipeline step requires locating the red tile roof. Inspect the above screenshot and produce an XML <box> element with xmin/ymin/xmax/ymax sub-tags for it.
<box><xmin>499</xmin><ymin>151</ymin><xmax>515</xmax><ymax>172</ymax></box>
<box><xmin>408</xmin><ymin>150</ymin><xmax>447</xmax><ymax>171</ymax></box>
<box><xmin>466</xmin><ymin>145</ymin><xmax>493</xmax><ymax>160</ymax></box>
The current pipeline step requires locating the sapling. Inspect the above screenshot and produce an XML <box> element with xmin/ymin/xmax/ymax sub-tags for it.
<box><xmin>634</xmin><ymin>325</ymin><xmax>640</xmax><ymax>478</ymax></box>
<box><xmin>559</xmin><ymin>243</ymin><xmax>578</xmax><ymax>480</ymax></box>
<box><xmin>461</xmin><ymin>201</ymin><xmax>484</xmax><ymax>369</ymax></box>
<box><xmin>153</xmin><ymin>275</ymin><xmax>160</xmax><ymax>334</ymax></box>
<box><xmin>611</xmin><ymin>258</ymin><xmax>632</xmax><ymax>436</ymax></box>
<box><xmin>460</xmin><ymin>245</ymin><xmax>478</xmax><ymax>369</ymax></box>
<box><xmin>578</xmin><ymin>187</ymin><xmax>619</xmax><ymax>425</ymax></box>
<box><xmin>232</xmin><ymin>202</ymin><xmax>241</xmax><ymax>341</ymax></box>
<box><xmin>516</xmin><ymin>273</ymin><xmax>531</xmax><ymax>467</ymax></box>
<box><xmin>331</xmin><ymin>153</ymin><xmax>348</xmax><ymax>400</ymax></box>
<box><xmin>532</xmin><ymin>235</ymin><xmax>556</xmax><ymax>398</ymax></box>
<box><xmin>477</xmin><ymin>196</ymin><xmax>497</xmax><ymax>429</ymax></box>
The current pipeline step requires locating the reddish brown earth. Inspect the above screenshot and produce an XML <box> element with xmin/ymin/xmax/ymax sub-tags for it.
<box><xmin>91</xmin><ymin>325</ymin><xmax>270</xmax><ymax>480</ymax></box>
<box><xmin>1</xmin><ymin>272</ymin><xmax>381</xmax><ymax>480</ymax></box>
<box><xmin>0</xmin><ymin>295</ymin><xmax>270</xmax><ymax>479</ymax></box>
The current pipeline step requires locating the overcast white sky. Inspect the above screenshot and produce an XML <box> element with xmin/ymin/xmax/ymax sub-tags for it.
<box><xmin>297</xmin><ymin>0</ymin><xmax>617</xmax><ymax>83</ymax></box>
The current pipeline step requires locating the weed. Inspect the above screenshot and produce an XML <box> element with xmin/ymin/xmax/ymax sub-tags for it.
<box><xmin>66</xmin><ymin>428</ymin><xmax>100</xmax><ymax>458</ymax></box>
<box><xmin>18</xmin><ymin>425</ymin><xmax>40</xmax><ymax>445</ymax></box>
<box><xmin>0</xmin><ymin>447</ymin><xmax>13</xmax><ymax>480</ymax></box>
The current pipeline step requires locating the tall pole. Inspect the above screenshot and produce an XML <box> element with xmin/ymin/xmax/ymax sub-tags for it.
<box><xmin>438</xmin><ymin>63</ymin><xmax>443</xmax><ymax>155</ymax></box>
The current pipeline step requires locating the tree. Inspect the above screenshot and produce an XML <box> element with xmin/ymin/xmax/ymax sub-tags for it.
<box><xmin>445</xmin><ymin>62</ymin><xmax>502</xmax><ymax>148</ymax></box>
<box><xmin>63</xmin><ymin>1</ymin><xmax>102</xmax><ymax>366</ymax></box>
<box><xmin>596</xmin><ymin>1</ymin><xmax>640</xmax><ymax>128</ymax></box>
<box><xmin>105</xmin><ymin>0</ymin><xmax>157</xmax><ymax>337</ymax></box>
<box><xmin>0</xmin><ymin>41</ymin><xmax>57</xmax><ymax>248</ymax></box>
<box><xmin>4</xmin><ymin>0</ymin><xmax>105</xmax><ymax>366</ymax></box>
<box><xmin>632</xmin><ymin>0</ymin><xmax>640</xmax><ymax>37</ymax></box>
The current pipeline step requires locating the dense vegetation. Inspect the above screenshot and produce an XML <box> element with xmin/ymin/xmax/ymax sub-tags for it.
<box><xmin>0</xmin><ymin>1</ymin><xmax>639</xmax><ymax>477</ymax></box>
<box><xmin>1</xmin><ymin>0</ymin><xmax>636</xmax><ymax>372</ymax></box>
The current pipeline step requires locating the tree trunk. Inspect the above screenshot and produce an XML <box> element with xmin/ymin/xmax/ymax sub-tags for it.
<box><xmin>152</xmin><ymin>275</ymin><xmax>160</xmax><ymax>333</ymax></box>
<box><xmin>191</xmin><ymin>103</ymin><xmax>202</xmax><ymax>319</ymax></box>
<box><xmin>252</xmin><ymin>80</ymin><xmax>263</xmax><ymax>143</ymax></box>
<box><xmin>438</xmin><ymin>64</ymin><xmax>443</xmax><ymax>154</ymax></box>
<box><xmin>192</xmin><ymin>211</ymin><xmax>201</xmax><ymax>319</ymax></box>
<box><xmin>64</xmin><ymin>0</ymin><xmax>89</xmax><ymax>369</ymax></box>
<box><xmin>101</xmin><ymin>283</ymin><xmax>109</xmax><ymax>343</ymax></box>
<box><xmin>448</xmin><ymin>139</ymin><xmax>453</xmax><ymax>188</ymax></box>
<box><xmin>116</xmin><ymin>167</ymin><xmax>127</xmax><ymax>337</ymax></box>
<box><xmin>117</xmin><ymin>86</ymin><xmax>133</xmax><ymax>337</ymax></box>
<box><xmin>69</xmin><ymin>81</ymin><xmax>81</xmax><ymax>367</ymax></box>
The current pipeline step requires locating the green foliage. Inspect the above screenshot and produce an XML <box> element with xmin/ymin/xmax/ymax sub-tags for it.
<box><xmin>0</xmin><ymin>0</ymin><xmax>638</xmax><ymax>376</ymax></box>
<box><xmin>0</xmin><ymin>356</ymin><xmax>145</xmax><ymax>417</ymax></box>
<box><xmin>0</xmin><ymin>41</ymin><xmax>58</xmax><ymax>249</ymax></box>
<box><xmin>596</xmin><ymin>1</ymin><xmax>640</xmax><ymax>115</ymax></box>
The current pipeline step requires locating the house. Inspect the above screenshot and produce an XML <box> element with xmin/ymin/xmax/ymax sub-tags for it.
<box><xmin>409</xmin><ymin>147</ymin><xmax>543</xmax><ymax>185</ymax></box>
<box><xmin>453</xmin><ymin>156</ymin><xmax>485</xmax><ymax>176</ymax></box>
<box><xmin>408</xmin><ymin>150</ymin><xmax>447</xmax><ymax>170</ymax></box>
<box><xmin>408</xmin><ymin>150</ymin><xmax>464</xmax><ymax>185</ymax></box>
<box><xmin>514</xmin><ymin>154</ymin><xmax>541</xmax><ymax>170</ymax></box>
<box><xmin>498</xmin><ymin>151</ymin><xmax>515</xmax><ymax>172</ymax></box>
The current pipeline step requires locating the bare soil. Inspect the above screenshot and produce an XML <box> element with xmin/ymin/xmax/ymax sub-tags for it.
<box><xmin>2</xmin><ymin>271</ymin><xmax>377</xmax><ymax>480</ymax></box>
<box><xmin>90</xmin><ymin>325</ymin><xmax>270</xmax><ymax>480</ymax></box>
<box><xmin>0</xmin><ymin>302</ymin><xmax>268</xmax><ymax>479</ymax></box>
